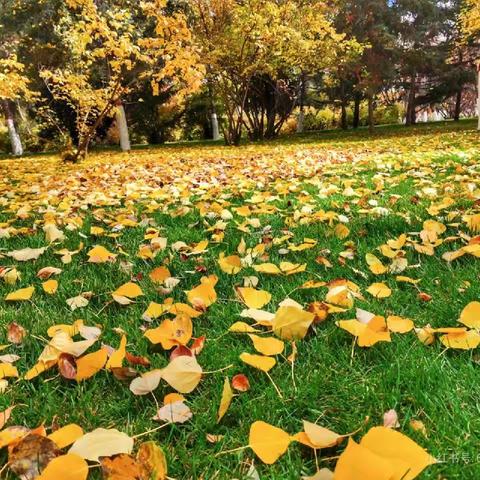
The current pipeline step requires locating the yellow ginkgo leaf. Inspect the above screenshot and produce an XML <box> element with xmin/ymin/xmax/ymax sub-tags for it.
<box><xmin>42</xmin><ymin>279</ymin><xmax>58</xmax><ymax>294</ymax></box>
<box><xmin>113</xmin><ymin>282</ymin><xmax>143</xmax><ymax>299</ymax></box>
<box><xmin>149</xmin><ymin>266</ymin><xmax>171</xmax><ymax>284</ymax></box>
<box><xmin>161</xmin><ymin>355</ymin><xmax>202</xmax><ymax>393</ymax></box>
<box><xmin>459</xmin><ymin>301</ymin><xmax>480</xmax><ymax>328</ymax></box>
<box><xmin>359</xmin><ymin>426</ymin><xmax>436</xmax><ymax>480</ymax></box>
<box><xmin>237</xmin><ymin>287</ymin><xmax>271</xmax><ymax>309</ymax></box>
<box><xmin>189</xmin><ymin>239</ymin><xmax>208</xmax><ymax>255</ymax></box>
<box><xmin>334</xmin><ymin>223</ymin><xmax>350</xmax><ymax>239</ymax></box>
<box><xmin>395</xmin><ymin>275</ymin><xmax>420</xmax><ymax>284</ymax></box>
<box><xmin>239</xmin><ymin>352</ymin><xmax>276</xmax><ymax>372</ymax></box>
<box><xmin>253</xmin><ymin>263</ymin><xmax>282</xmax><ymax>274</ymax></box>
<box><xmin>106</xmin><ymin>335</ymin><xmax>127</xmax><ymax>369</ymax></box>
<box><xmin>334</xmin><ymin>438</ymin><xmax>395</xmax><ymax>480</ymax></box>
<box><xmin>218</xmin><ymin>253</ymin><xmax>242</xmax><ymax>274</ymax></box>
<box><xmin>5</xmin><ymin>286</ymin><xmax>34</xmax><ymax>301</ymax></box>
<box><xmin>365</xmin><ymin>253</ymin><xmax>387</xmax><ymax>275</ymax></box>
<box><xmin>228</xmin><ymin>322</ymin><xmax>260</xmax><ymax>333</ymax></box>
<box><xmin>279</xmin><ymin>262</ymin><xmax>306</xmax><ymax>275</ymax></box>
<box><xmin>367</xmin><ymin>283</ymin><xmax>391</xmax><ymax>298</ymax></box>
<box><xmin>144</xmin><ymin>315</ymin><xmax>192</xmax><ymax>349</ymax></box>
<box><xmin>48</xmin><ymin>424</ymin><xmax>84</xmax><ymax>449</ymax></box>
<box><xmin>297</xmin><ymin>421</ymin><xmax>344</xmax><ymax>449</ymax></box>
<box><xmin>217</xmin><ymin>377</ymin><xmax>233</xmax><ymax>423</ymax></box>
<box><xmin>186</xmin><ymin>275</ymin><xmax>218</xmax><ymax>309</ymax></box>
<box><xmin>272</xmin><ymin>306</ymin><xmax>314</xmax><ymax>340</ymax></box>
<box><xmin>386</xmin><ymin>316</ymin><xmax>414</xmax><ymax>333</ymax></box>
<box><xmin>248</xmin><ymin>334</ymin><xmax>284</xmax><ymax>356</ymax></box>
<box><xmin>37</xmin><ymin>454</ymin><xmax>88</xmax><ymax>480</ymax></box>
<box><xmin>249</xmin><ymin>421</ymin><xmax>291</xmax><ymax>464</ymax></box>
<box><xmin>87</xmin><ymin>245</ymin><xmax>116</xmax><ymax>263</ymax></box>
<box><xmin>439</xmin><ymin>330</ymin><xmax>480</xmax><ymax>350</ymax></box>
<box><xmin>76</xmin><ymin>349</ymin><xmax>108</xmax><ymax>381</ymax></box>
<box><xmin>0</xmin><ymin>363</ymin><xmax>18</xmax><ymax>379</ymax></box>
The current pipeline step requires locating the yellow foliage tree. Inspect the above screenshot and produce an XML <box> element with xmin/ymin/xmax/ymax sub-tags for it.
<box><xmin>41</xmin><ymin>0</ymin><xmax>203</xmax><ymax>161</ymax></box>
<box><xmin>191</xmin><ymin>0</ymin><xmax>362</xmax><ymax>144</ymax></box>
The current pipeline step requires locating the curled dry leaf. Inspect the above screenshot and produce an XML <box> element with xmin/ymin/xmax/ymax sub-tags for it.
<box><xmin>58</xmin><ymin>353</ymin><xmax>77</xmax><ymax>380</ymax></box>
<box><xmin>217</xmin><ymin>377</ymin><xmax>233</xmax><ymax>423</ymax></box>
<box><xmin>383</xmin><ymin>409</ymin><xmax>400</xmax><ymax>429</ymax></box>
<box><xmin>231</xmin><ymin>374</ymin><xmax>250</xmax><ymax>392</ymax></box>
<box><xmin>7</xmin><ymin>322</ymin><xmax>26</xmax><ymax>344</ymax></box>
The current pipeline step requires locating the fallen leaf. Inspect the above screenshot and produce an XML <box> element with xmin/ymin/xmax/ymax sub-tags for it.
<box><xmin>248</xmin><ymin>334</ymin><xmax>284</xmax><ymax>356</ymax></box>
<box><xmin>231</xmin><ymin>373</ymin><xmax>250</xmax><ymax>392</ymax></box>
<box><xmin>38</xmin><ymin>453</ymin><xmax>88</xmax><ymax>480</ymax></box>
<box><xmin>69</xmin><ymin>428</ymin><xmax>134</xmax><ymax>462</ymax></box>
<box><xmin>153</xmin><ymin>400</ymin><xmax>193</xmax><ymax>424</ymax></box>
<box><xmin>136</xmin><ymin>441</ymin><xmax>167</xmax><ymax>480</ymax></box>
<box><xmin>7</xmin><ymin>322</ymin><xmax>26</xmax><ymax>344</ymax></box>
<box><xmin>48</xmin><ymin>424</ymin><xmax>84</xmax><ymax>449</ymax></box>
<box><xmin>42</xmin><ymin>279</ymin><xmax>58</xmax><ymax>294</ymax></box>
<box><xmin>239</xmin><ymin>352</ymin><xmax>276</xmax><ymax>372</ymax></box>
<box><xmin>237</xmin><ymin>287</ymin><xmax>272</xmax><ymax>309</ymax></box>
<box><xmin>129</xmin><ymin>369</ymin><xmax>163</xmax><ymax>395</ymax></box>
<box><xmin>383</xmin><ymin>409</ymin><xmax>400</xmax><ymax>429</ymax></box>
<box><xmin>249</xmin><ymin>421</ymin><xmax>291</xmax><ymax>464</ymax></box>
<box><xmin>217</xmin><ymin>377</ymin><xmax>233</xmax><ymax>423</ymax></box>
<box><xmin>272</xmin><ymin>306</ymin><xmax>315</xmax><ymax>340</ymax></box>
<box><xmin>75</xmin><ymin>348</ymin><xmax>108</xmax><ymax>381</ymax></box>
<box><xmin>5</xmin><ymin>286</ymin><xmax>34</xmax><ymax>301</ymax></box>
<box><xmin>161</xmin><ymin>355</ymin><xmax>203</xmax><ymax>393</ymax></box>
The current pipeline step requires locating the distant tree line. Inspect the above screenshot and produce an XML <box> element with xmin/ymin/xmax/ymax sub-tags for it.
<box><xmin>0</xmin><ymin>0</ymin><xmax>479</xmax><ymax>158</ymax></box>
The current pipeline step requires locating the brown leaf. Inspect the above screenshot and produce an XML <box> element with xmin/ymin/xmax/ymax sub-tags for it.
<box><xmin>58</xmin><ymin>354</ymin><xmax>77</xmax><ymax>380</ymax></box>
<box><xmin>169</xmin><ymin>345</ymin><xmax>193</xmax><ymax>361</ymax></box>
<box><xmin>7</xmin><ymin>322</ymin><xmax>27</xmax><ymax>344</ymax></box>
<box><xmin>9</xmin><ymin>434</ymin><xmax>60</xmax><ymax>480</ymax></box>
<box><xmin>125</xmin><ymin>352</ymin><xmax>150</xmax><ymax>367</ymax></box>
<box><xmin>231</xmin><ymin>374</ymin><xmax>250</xmax><ymax>392</ymax></box>
<box><xmin>111</xmin><ymin>367</ymin><xmax>139</xmax><ymax>382</ymax></box>
<box><xmin>101</xmin><ymin>453</ymin><xmax>144</xmax><ymax>479</ymax></box>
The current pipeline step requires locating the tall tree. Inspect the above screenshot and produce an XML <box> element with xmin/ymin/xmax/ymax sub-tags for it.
<box><xmin>41</xmin><ymin>0</ymin><xmax>203</xmax><ymax>161</ymax></box>
<box><xmin>191</xmin><ymin>0</ymin><xmax>361</xmax><ymax>144</ymax></box>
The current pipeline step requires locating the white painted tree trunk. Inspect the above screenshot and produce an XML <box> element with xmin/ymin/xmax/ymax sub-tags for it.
<box><xmin>211</xmin><ymin>112</ymin><xmax>220</xmax><ymax>140</ymax></box>
<box><xmin>115</xmin><ymin>103</ymin><xmax>131</xmax><ymax>151</ymax></box>
<box><xmin>477</xmin><ymin>64</ymin><xmax>480</xmax><ymax>131</ymax></box>
<box><xmin>297</xmin><ymin>109</ymin><xmax>305</xmax><ymax>133</ymax></box>
<box><xmin>5</xmin><ymin>109</ymin><xmax>23</xmax><ymax>156</ymax></box>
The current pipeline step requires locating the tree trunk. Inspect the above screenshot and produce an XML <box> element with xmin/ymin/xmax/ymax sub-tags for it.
<box><xmin>454</xmin><ymin>88</ymin><xmax>462</xmax><ymax>121</ymax></box>
<box><xmin>297</xmin><ymin>73</ymin><xmax>306</xmax><ymax>133</ymax></box>
<box><xmin>3</xmin><ymin>101</ymin><xmax>23</xmax><ymax>156</ymax></box>
<box><xmin>353</xmin><ymin>92</ymin><xmax>360</xmax><ymax>129</ymax></box>
<box><xmin>115</xmin><ymin>101</ymin><xmax>131</xmax><ymax>152</ymax></box>
<box><xmin>211</xmin><ymin>112</ymin><xmax>220</xmax><ymax>140</ymax></box>
<box><xmin>341</xmin><ymin>100</ymin><xmax>348</xmax><ymax>130</ymax></box>
<box><xmin>477</xmin><ymin>63</ymin><xmax>480</xmax><ymax>131</ymax></box>
<box><xmin>368</xmin><ymin>93</ymin><xmax>374</xmax><ymax>133</ymax></box>
<box><xmin>406</xmin><ymin>74</ymin><xmax>417</xmax><ymax>126</ymax></box>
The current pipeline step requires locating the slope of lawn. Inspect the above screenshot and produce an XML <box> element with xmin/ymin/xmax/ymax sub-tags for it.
<box><xmin>1</xmin><ymin>120</ymin><xmax>480</xmax><ymax>479</ymax></box>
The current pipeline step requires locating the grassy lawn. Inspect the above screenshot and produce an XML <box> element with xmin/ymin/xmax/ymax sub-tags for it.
<box><xmin>1</xmin><ymin>120</ymin><xmax>480</xmax><ymax>479</ymax></box>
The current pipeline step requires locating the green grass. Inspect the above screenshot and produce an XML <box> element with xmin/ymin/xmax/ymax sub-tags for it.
<box><xmin>1</xmin><ymin>121</ymin><xmax>480</xmax><ymax>478</ymax></box>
